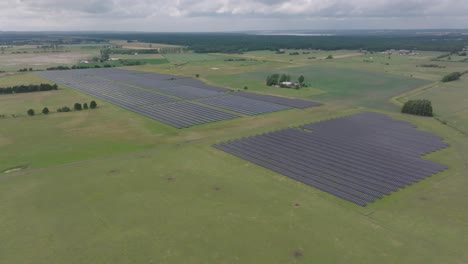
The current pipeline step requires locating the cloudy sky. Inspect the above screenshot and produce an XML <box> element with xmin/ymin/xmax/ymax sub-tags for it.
<box><xmin>1</xmin><ymin>0</ymin><xmax>467</xmax><ymax>31</ymax></box>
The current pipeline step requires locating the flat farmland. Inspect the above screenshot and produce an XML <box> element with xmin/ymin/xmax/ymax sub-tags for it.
<box><xmin>211</xmin><ymin>64</ymin><xmax>429</xmax><ymax>110</ymax></box>
<box><xmin>109</xmin><ymin>40</ymin><xmax>183</xmax><ymax>49</ymax></box>
<box><xmin>1</xmin><ymin>105</ymin><xmax>467</xmax><ymax>263</ymax></box>
<box><xmin>399</xmin><ymin>76</ymin><xmax>468</xmax><ymax>134</ymax></box>
<box><xmin>0</xmin><ymin>52</ymin><xmax>90</xmax><ymax>71</ymax></box>
<box><xmin>1</xmin><ymin>47</ymin><xmax>468</xmax><ymax>264</ymax></box>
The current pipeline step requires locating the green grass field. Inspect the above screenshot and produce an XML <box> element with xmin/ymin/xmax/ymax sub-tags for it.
<box><xmin>208</xmin><ymin>64</ymin><xmax>429</xmax><ymax>110</ymax></box>
<box><xmin>0</xmin><ymin>49</ymin><xmax>467</xmax><ymax>263</ymax></box>
<box><xmin>397</xmin><ymin>75</ymin><xmax>468</xmax><ymax>134</ymax></box>
<box><xmin>163</xmin><ymin>53</ymin><xmax>221</xmax><ymax>63</ymax></box>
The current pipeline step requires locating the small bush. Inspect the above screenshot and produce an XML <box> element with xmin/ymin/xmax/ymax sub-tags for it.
<box><xmin>27</xmin><ymin>109</ymin><xmax>35</xmax><ymax>116</ymax></box>
<box><xmin>83</xmin><ymin>103</ymin><xmax>88</xmax><ymax>109</ymax></box>
<box><xmin>90</xmin><ymin>101</ymin><xmax>97</xmax><ymax>109</ymax></box>
<box><xmin>74</xmin><ymin>103</ymin><xmax>82</xmax><ymax>111</ymax></box>
<box><xmin>42</xmin><ymin>107</ymin><xmax>49</xmax><ymax>114</ymax></box>
<box><xmin>401</xmin><ymin>99</ymin><xmax>433</xmax><ymax>117</ymax></box>
<box><xmin>57</xmin><ymin>108</ymin><xmax>63</xmax><ymax>112</ymax></box>
<box><xmin>243</xmin><ymin>86</ymin><xmax>248</xmax><ymax>90</ymax></box>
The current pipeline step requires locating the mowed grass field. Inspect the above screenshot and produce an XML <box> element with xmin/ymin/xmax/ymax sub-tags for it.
<box><xmin>209</xmin><ymin>64</ymin><xmax>429</xmax><ymax>110</ymax></box>
<box><xmin>162</xmin><ymin>53</ymin><xmax>222</xmax><ymax>63</ymax></box>
<box><xmin>398</xmin><ymin>75</ymin><xmax>468</xmax><ymax>134</ymax></box>
<box><xmin>1</xmin><ymin>50</ymin><xmax>468</xmax><ymax>263</ymax></box>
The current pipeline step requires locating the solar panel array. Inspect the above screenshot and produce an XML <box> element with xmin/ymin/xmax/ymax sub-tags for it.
<box><xmin>214</xmin><ymin>112</ymin><xmax>449</xmax><ymax>206</ymax></box>
<box><xmin>236</xmin><ymin>91</ymin><xmax>323</xmax><ymax>108</ymax></box>
<box><xmin>136</xmin><ymin>101</ymin><xmax>239</xmax><ymax>128</ymax></box>
<box><xmin>36</xmin><ymin>70</ymin><xmax>240</xmax><ymax>128</ymax></box>
<box><xmin>156</xmin><ymin>85</ymin><xmax>223</xmax><ymax>100</ymax></box>
<box><xmin>37</xmin><ymin>68</ymin><xmax>322</xmax><ymax>127</ymax></box>
<box><xmin>198</xmin><ymin>95</ymin><xmax>292</xmax><ymax>115</ymax></box>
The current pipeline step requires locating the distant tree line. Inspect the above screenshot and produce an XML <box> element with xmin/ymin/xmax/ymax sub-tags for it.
<box><xmin>417</xmin><ymin>64</ymin><xmax>445</xmax><ymax>68</ymax></box>
<box><xmin>401</xmin><ymin>99</ymin><xmax>433</xmax><ymax>117</ymax></box>
<box><xmin>90</xmin><ymin>33</ymin><xmax>468</xmax><ymax>53</ymax></box>
<box><xmin>0</xmin><ymin>83</ymin><xmax>58</xmax><ymax>94</ymax></box>
<box><xmin>3</xmin><ymin>32</ymin><xmax>468</xmax><ymax>53</ymax></box>
<box><xmin>108</xmin><ymin>48</ymin><xmax>160</xmax><ymax>54</ymax></box>
<box><xmin>224</xmin><ymin>58</ymin><xmax>255</xmax><ymax>62</ymax></box>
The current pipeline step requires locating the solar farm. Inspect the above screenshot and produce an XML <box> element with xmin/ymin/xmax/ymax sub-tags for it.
<box><xmin>3</xmin><ymin>45</ymin><xmax>468</xmax><ymax>264</ymax></box>
<box><xmin>214</xmin><ymin>112</ymin><xmax>449</xmax><ymax>206</ymax></box>
<box><xmin>36</xmin><ymin>68</ymin><xmax>321</xmax><ymax>128</ymax></box>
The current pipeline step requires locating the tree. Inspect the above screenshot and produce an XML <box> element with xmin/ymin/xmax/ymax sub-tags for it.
<box><xmin>279</xmin><ymin>74</ymin><xmax>290</xmax><ymax>83</ymax></box>
<box><xmin>42</xmin><ymin>107</ymin><xmax>49</xmax><ymax>114</ymax></box>
<box><xmin>266</xmin><ymin>74</ymin><xmax>280</xmax><ymax>86</ymax></box>
<box><xmin>298</xmin><ymin>75</ymin><xmax>305</xmax><ymax>84</ymax></box>
<box><xmin>27</xmin><ymin>109</ymin><xmax>35</xmax><ymax>116</ymax></box>
<box><xmin>100</xmin><ymin>48</ymin><xmax>110</xmax><ymax>61</ymax></box>
<box><xmin>401</xmin><ymin>99</ymin><xmax>433</xmax><ymax>117</ymax></box>
<box><xmin>195</xmin><ymin>74</ymin><xmax>200</xmax><ymax>78</ymax></box>
<box><xmin>442</xmin><ymin>72</ymin><xmax>462</xmax><ymax>82</ymax></box>
<box><xmin>83</xmin><ymin>103</ymin><xmax>89</xmax><ymax>109</ymax></box>
<box><xmin>90</xmin><ymin>100</ymin><xmax>97</xmax><ymax>109</ymax></box>
<box><xmin>74</xmin><ymin>103</ymin><xmax>82</xmax><ymax>111</ymax></box>
<box><xmin>62</xmin><ymin>106</ymin><xmax>71</xmax><ymax>112</ymax></box>
<box><xmin>243</xmin><ymin>86</ymin><xmax>248</xmax><ymax>90</ymax></box>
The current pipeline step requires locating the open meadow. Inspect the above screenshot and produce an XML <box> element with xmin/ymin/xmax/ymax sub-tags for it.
<box><xmin>0</xmin><ymin>48</ymin><xmax>467</xmax><ymax>263</ymax></box>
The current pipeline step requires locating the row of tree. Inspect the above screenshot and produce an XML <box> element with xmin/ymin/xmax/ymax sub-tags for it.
<box><xmin>0</xmin><ymin>84</ymin><xmax>58</xmax><ymax>94</ymax></box>
<box><xmin>27</xmin><ymin>101</ymin><xmax>97</xmax><ymax>116</ymax></box>
<box><xmin>401</xmin><ymin>99</ymin><xmax>433</xmax><ymax>117</ymax></box>
<box><xmin>266</xmin><ymin>74</ymin><xmax>305</xmax><ymax>87</ymax></box>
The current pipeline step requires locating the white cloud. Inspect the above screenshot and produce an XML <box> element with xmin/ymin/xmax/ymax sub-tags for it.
<box><xmin>0</xmin><ymin>0</ymin><xmax>467</xmax><ymax>31</ymax></box>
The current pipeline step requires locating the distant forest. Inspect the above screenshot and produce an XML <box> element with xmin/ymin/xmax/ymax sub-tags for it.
<box><xmin>1</xmin><ymin>32</ymin><xmax>468</xmax><ymax>53</ymax></box>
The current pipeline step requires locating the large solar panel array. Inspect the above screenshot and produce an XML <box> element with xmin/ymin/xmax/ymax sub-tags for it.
<box><xmin>36</xmin><ymin>70</ymin><xmax>240</xmax><ymax>128</ymax></box>
<box><xmin>198</xmin><ymin>95</ymin><xmax>292</xmax><ymax>115</ymax></box>
<box><xmin>91</xmin><ymin>68</ymin><xmax>231</xmax><ymax>92</ymax></box>
<box><xmin>214</xmin><ymin>112</ymin><xmax>449</xmax><ymax>206</ymax></box>
<box><xmin>37</xmin><ymin>68</ymin><xmax>322</xmax><ymax>128</ymax></box>
<box><xmin>136</xmin><ymin>101</ymin><xmax>240</xmax><ymax>128</ymax></box>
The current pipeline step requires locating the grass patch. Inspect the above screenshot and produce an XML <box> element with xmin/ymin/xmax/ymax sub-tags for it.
<box><xmin>163</xmin><ymin>53</ymin><xmax>220</xmax><ymax>63</ymax></box>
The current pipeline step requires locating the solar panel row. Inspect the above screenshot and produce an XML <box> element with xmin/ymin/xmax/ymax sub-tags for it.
<box><xmin>235</xmin><ymin>91</ymin><xmax>322</xmax><ymax>109</ymax></box>
<box><xmin>214</xmin><ymin>112</ymin><xmax>449</xmax><ymax>206</ymax></box>
<box><xmin>198</xmin><ymin>95</ymin><xmax>291</xmax><ymax>115</ymax></box>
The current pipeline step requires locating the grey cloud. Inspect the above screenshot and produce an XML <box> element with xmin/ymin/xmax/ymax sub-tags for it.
<box><xmin>1</xmin><ymin>0</ymin><xmax>467</xmax><ymax>31</ymax></box>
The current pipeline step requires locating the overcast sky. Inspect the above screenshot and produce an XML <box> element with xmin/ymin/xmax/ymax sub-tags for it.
<box><xmin>1</xmin><ymin>0</ymin><xmax>467</xmax><ymax>31</ymax></box>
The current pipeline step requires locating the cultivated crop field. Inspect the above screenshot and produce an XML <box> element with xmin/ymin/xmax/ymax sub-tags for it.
<box><xmin>0</xmin><ymin>48</ymin><xmax>467</xmax><ymax>263</ymax></box>
<box><xmin>0</xmin><ymin>44</ymin><xmax>105</xmax><ymax>71</ymax></box>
